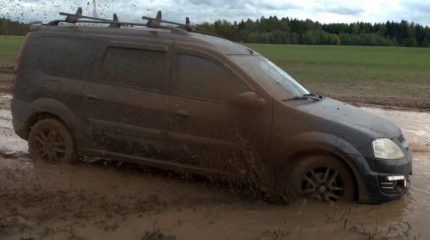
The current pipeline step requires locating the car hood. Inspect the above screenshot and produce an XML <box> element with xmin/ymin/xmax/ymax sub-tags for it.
<box><xmin>294</xmin><ymin>97</ymin><xmax>401</xmax><ymax>139</ymax></box>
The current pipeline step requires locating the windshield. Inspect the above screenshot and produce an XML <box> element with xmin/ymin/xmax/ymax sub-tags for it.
<box><xmin>230</xmin><ymin>55</ymin><xmax>310</xmax><ymax>99</ymax></box>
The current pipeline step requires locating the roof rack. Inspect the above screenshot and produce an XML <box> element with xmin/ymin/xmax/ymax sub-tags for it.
<box><xmin>46</xmin><ymin>7</ymin><xmax>218</xmax><ymax>37</ymax></box>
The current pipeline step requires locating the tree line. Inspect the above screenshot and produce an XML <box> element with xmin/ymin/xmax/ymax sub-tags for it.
<box><xmin>197</xmin><ymin>17</ymin><xmax>430</xmax><ymax>47</ymax></box>
<box><xmin>0</xmin><ymin>18</ymin><xmax>35</xmax><ymax>36</ymax></box>
<box><xmin>2</xmin><ymin>16</ymin><xmax>430</xmax><ymax>47</ymax></box>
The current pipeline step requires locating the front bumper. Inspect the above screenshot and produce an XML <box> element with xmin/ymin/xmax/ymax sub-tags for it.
<box><xmin>358</xmin><ymin>150</ymin><xmax>412</xmax><ymax>204</ymax></box>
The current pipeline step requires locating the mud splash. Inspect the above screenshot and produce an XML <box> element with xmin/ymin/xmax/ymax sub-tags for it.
<box><xmin>0</xmin><ymin>94</ymin><xmax>11</xmax><ymax>109</ymax></box>
<box><xmin>0</xmin><ymin>108</ymin><xmax>28</xmax><ymax>158</ymax></box>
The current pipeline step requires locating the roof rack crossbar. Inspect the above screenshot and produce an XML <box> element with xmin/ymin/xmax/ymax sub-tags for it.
<box><xmin>56</xmin><ymin>7</ymin><xmax>125</xmax><ymax>28</ymax></box>
<box><xmin>60</xmin><ymin>7</ymin><xmax>120</xmax><ymax>24</ymax></box>
<box><xmin>141</xmin><ymin>11</ymin><xmax>218</xmax><ymax>37</ymax></box>
<box><xmin>62</xmin><ymin>7</ymin><xmax>82</xmax><ymax>23</ymax></box>
<box><xmin>143</xmin><ymin>11</ymin><xmax>192</xmax><ymax>30</ymax></box>
<box><xmin>109</xmin><ymin>14</ymin><xmax>120</xmax><ymax>28</ymax></box>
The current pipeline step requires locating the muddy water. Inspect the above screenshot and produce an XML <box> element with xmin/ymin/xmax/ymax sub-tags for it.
<box><xmin>1</xmin><ymin>94</ymin><xmax>430</xmax><ymax>240</ymax></box>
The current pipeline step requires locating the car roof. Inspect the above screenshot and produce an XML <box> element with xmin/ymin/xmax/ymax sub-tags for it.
<box><xmin>34</xmin><ymin>24</ymin><xmax>254</xmax><ymax>55</ymax></box>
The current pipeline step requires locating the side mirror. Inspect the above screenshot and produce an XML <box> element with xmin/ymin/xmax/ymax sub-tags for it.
<box><xmin>236</xmin><ymin>91</ymin><xmax>265</xmax><ymax>109</ymax></box>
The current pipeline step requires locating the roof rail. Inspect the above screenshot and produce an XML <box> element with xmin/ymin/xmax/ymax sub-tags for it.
<box><xmin>46</xmin><ymin>7</ymin><xmax>218</xmax><ymax>37</ymax></box>
<box><xmin>46</xmin><ymin>7</ymin><xmax>190</xmax><ymax>36</ymax></box>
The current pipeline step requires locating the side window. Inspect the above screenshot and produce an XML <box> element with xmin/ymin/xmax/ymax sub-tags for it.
<box><xmin>35</xmin><ymin>37</ymin><xmax>95</xmax><ymax>80</ymax></box>
<box><xmin>101</xmin><ymin>47</ymin><xmax>167</xmax><ymax>91</ymax></box>
<box><xmin>178</xmin><ymin>54</ymin><xmax>247</xmax><ymax>103</ymax></box>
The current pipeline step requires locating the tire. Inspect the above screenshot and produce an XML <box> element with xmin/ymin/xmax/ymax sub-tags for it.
<box><xmin>28</xmin><ymin>118</ymin><xmax>78</xmax><ymax>164</ymax></box>
<box><xmin>290</xmin><ymin>155</ymin><xmax>356</xmax><ymax>202</ymax></box>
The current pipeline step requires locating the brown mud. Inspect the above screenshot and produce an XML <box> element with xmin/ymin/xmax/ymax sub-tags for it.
<box><xmin>1</xmin><ymin>92</ymin><xmax>430</xmax><ymax>240</ymax></box>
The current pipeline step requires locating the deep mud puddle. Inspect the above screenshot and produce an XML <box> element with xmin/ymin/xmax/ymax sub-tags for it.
<box><xmin>0</xmin><ymin>156</ymin><xmax>384</xmax><ymax>240</ymax></box>
<box><xmin>1</xmin><ymin>93</ymin><xmax>430</xmax><ymax>240</ymax></box>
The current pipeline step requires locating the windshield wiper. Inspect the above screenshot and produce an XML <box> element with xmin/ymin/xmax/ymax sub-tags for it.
<box><xmin>282</xmin><ymin>93</ymin><xmax>322</xmax><ymax>102</ymax></box>
<box><xmin>303</xmin><ymin>92</ymin><xmax>323</xmax><ymax>99</ymax></box>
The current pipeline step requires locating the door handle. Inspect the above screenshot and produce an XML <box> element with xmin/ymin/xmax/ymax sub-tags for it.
<box><xmin>174</xmin><ymin>110</ymin><xmax>190</xmax><ymax>118</ymax></box>
<box><xmin>85</xmin><ymin>94</ymin><xmax>98</xmax><ymax>101</ymax></box>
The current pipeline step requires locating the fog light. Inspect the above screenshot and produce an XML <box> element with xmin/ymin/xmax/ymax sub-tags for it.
<box><xmin>387</xmin><ymin>176</ymin><xmax>405</xmax><ymax>181</ymax></box>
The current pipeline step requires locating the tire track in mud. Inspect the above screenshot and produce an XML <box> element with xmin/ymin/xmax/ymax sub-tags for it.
<box><xmin>0</xmin><ymin>157</ymin><xmax>260</xmax><ymax>240</ymax></box>
<box><xmin>0</xmin><ymin>70</ymin><xmax>12</xmax><ymax>95</ymax></box>
<box><xmin>0</xmin><ymin>157</ymin><xmax>372</xmax><ymax>240</ymax></box>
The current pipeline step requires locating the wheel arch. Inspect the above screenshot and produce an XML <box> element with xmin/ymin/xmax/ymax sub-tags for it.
<box><xmin>20</xmin><ymin>98</ymin><xmax>88</xmax><ymax>145</ymax></box>
<box><xmin>275</xmin><ymin>132</ymin><xmax>371</xmax><ymax>201</ymax></box>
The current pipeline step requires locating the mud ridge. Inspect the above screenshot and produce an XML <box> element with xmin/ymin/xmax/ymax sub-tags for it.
<box><xmin>349</xmin><ymin>102</ymin><xmax>430</xmax><ymax>113</ymax></box>
<box><xmin>409</xmin><ymin>143</ymin><xmax>430</xmax><ymax>153</ymax></box>
<box><xmin>0</xmin><ymin>66</ymin><xmax>14</xmax><ymax>74</ymax></box>
<box><xmin>0</xmin><ymin>148</ymin><xmax>27</xmax><ymax>159</ymax></box>
<box><xmin>0</xmin><ymin>88</ymin><xmax>11</xmax><ymax>94</ymax></box>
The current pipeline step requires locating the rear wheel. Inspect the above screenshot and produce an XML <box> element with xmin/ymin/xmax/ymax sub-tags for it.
<box><xmin>28</xmin><ymin>118</ymin><xmax>78</xmax><ymax>164</ymax></box>
<box><xmin>291</xmin><ymin>155</ymin><xmax>356</xmax><ymax>202</ymax></box>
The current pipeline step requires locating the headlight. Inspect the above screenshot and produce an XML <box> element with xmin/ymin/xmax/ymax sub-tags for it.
<box><xmin>372</xmin><ymin>138</ymin><xmax>405</xmax><ymax>160</ymax></box>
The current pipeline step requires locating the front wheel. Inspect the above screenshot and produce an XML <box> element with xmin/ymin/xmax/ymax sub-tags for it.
<box><xmin>28</xmin><ymin>118</ymin><xmax>78</xmax><ymax>164</ymax></box>
<box><xmin>291</xmin><ymin>155</ymin><xmax>356</xmax><ymax>202</ymax></box>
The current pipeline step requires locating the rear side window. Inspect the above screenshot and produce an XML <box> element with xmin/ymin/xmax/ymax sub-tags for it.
<box><xmin>178</xmin><ymin>54</ymin><xmax>247</xmax><ymax>104</ymax></box>
<box><xmin>101</xmin><ymin>47</ymin><xmax>167</xmax><ymax>92</ymax></box>
<box><xmin>35</xmin><ymin>37</ymin><xmax>95</xmax><ymax>80</ymax></box>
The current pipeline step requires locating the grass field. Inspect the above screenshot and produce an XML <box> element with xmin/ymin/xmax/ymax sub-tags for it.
<box><xmin>0</xmin><ymin>36</ymin><xmax>23</xmax><ymax>67</ymax></box>
<box><xmin>1</xmin><ymin>36</ymin><xmax>429</xmax><ymax>109</ymax></box>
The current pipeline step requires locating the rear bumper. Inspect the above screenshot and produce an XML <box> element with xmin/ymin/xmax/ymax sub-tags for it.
<box><xmin>10</xmin><ymin>98</ymin><xmax>31</xmax><ymax>139</ymax></box>
<box><xmin>358</xmin><ymin>151</ymin><xmax>413</xmax><ymax>204</ymax></box>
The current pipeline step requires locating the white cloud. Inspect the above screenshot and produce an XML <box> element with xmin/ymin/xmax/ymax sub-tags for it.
<box><xmin>0</xmin><ymin>0</ymin><xmax>429</xmax><ymax>26</ymax></box>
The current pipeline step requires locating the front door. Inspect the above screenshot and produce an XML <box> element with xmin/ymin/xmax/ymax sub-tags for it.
<box><xmin>167</xmin><ymin>46</ymin><xmax>273</xmax><ymax>176</ymax></box>
<box><xmin>80</xmin><ymin>36</ymin><xmax>173</xmax><ymax>160</ymax></box>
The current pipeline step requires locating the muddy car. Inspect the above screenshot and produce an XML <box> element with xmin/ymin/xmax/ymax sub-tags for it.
<box><xmin>10</xmin><ymin>9</ymin><xmax>412</xmax><ymax>204</ymax></box>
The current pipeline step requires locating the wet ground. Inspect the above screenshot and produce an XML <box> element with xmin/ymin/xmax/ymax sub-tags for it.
<box><xmin>0</xmin><ymin>93</ymin><xmax>429</xmax><ymax>240</ymax></box>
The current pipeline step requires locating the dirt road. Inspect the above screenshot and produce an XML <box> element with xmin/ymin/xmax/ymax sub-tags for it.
<box><xmin>1</xmin><ymin>93</ymin><xmax>429</xmax><ymax>240</ymax></box>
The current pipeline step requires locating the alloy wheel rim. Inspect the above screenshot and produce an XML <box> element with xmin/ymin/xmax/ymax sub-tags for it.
<box><xmin>33</xmin><ymin>127</ymin><xmax>67</xmax><ymax>163</ymax></box>
<box><xmin>301</xmin><ymin>167</ymin><xmax>345</xmax><ymax>201</ymax></box>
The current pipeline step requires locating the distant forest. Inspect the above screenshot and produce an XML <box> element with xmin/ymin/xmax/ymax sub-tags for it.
<box><xmin>0</xmin><ymin>18</ymin><xmax>36</xmax><ymax>36</ymax></box>
<box><xmin>2</xmin><ymin>16</ymin><xmax>430</xmax><ymax>47</ymax></box>
<box><xmin>197</xmin><ymin>17</ymin><xmax>430</xmax><ymax>47</ymax></box>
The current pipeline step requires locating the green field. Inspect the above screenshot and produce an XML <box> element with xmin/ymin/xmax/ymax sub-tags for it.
<box><xmin>1</xmin><ymin>36</ymin><xmax>429</xmax><ymax>109</ymax></box>
<box><xmin>0</xmin><ymin>36</ymin><xmax>23</xmax><ymax>66</ymax></box>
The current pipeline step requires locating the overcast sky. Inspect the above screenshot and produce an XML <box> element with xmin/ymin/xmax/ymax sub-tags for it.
<box><xmin>1</xmin><ymin>0</ymin><xmax>429</xmax><ymax>26</ymax></box>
